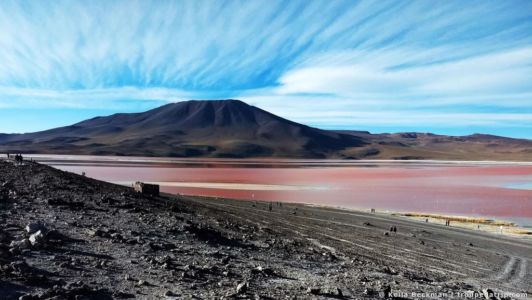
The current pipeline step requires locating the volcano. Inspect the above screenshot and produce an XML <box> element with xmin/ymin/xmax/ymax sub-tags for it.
<box><xmin>0</xmin><ymin>100</ymin><xmax>366</xmax><ymax>158</ymax></box>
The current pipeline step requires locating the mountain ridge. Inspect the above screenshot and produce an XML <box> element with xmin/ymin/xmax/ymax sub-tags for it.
<box><xmin>0</xmin><ymin>99</ymin><xmax>530</xmax><ymax>160</ymax></box>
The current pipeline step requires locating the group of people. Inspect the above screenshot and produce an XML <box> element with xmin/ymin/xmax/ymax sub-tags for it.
<box><xmin>7</xmin><ymin>153</ymin><xmax>24</xmax><ymax>162</ymax></box>
<box><xmin>268</xmin><ymin>201</ymin><xmax>284</xmax><ymax>211</ymax></box>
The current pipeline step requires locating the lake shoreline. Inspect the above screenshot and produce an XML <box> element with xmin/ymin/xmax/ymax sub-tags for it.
<box><xmin>285</xmin><ymin>203</ymin><xmax>532</xmax><ymax>239</ymax></box>
<box><xmin>24</xmin><ymin>153</ymin><xmax>532</xmax><ymax>166</ymax></box>
<box><xmin>30</xmin><ymin>154</ymin><xmax>532</xmax><ymax>228</ymax></box>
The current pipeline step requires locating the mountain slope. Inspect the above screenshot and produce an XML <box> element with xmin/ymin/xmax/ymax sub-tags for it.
<box><xmin>0</xmin><ymin>99</ymin><xmax>530</xmax><ymax>160</ymax></box>
<box><xmin>0</xmin><ymin>100</ymin><xmax>366</xmax><ymax>158</ymax></box>
<box><xmin>336</xmin><ymin>131</ymin><xmax>532</xmax><ymax>161</ymax></box>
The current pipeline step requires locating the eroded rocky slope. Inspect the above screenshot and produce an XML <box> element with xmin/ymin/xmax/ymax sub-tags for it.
<box><xmin>1</xmin><ymin>160</ymin><xmax>530</xmax><ymax>299</ymax></box>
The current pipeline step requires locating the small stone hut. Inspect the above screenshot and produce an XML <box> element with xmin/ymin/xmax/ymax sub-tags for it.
<box><xmin>133</xmin><ymin>181</ymin><xmax>160</xmax><ymax>197</ymax></box>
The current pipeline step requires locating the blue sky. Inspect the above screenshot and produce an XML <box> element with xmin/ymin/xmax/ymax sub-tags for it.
<box><xmin>0</xmin><ymin>0</ymin><xmax>531</xmax><ymax>138</ymax></box>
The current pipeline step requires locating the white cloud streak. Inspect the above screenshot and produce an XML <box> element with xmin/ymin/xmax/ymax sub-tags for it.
<box><xmin>0</xmin><ymin>0</ymin><xmax>531</xmax><ymax>135</ymax></box>
<box><xmin>276</xmin><ymin>47</ymin><xmax>532</xmax><ymax>99</ymax></box>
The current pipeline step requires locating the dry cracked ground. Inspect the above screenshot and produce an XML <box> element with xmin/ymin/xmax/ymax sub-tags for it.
<box><xmin>0</xmin><ymin>159</ymin><xmax>531</xmax><ymax>299</ymax></box>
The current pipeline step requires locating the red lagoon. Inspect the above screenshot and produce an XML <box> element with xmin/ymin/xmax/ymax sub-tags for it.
<box><xmin>32</xmin><ymin>155</ymin><xmax>532</xmax><ymax>226</ymax></box>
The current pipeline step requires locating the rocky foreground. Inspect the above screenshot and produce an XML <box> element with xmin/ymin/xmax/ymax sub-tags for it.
<box><xmin>1</xmin><ymin>159</ymin><xmax>531</xmax><ymax>299</ymax></box>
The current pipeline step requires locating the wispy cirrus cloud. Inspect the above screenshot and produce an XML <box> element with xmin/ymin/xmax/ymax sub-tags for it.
<box><xmin>0</xmin><ymin>86</ymin><xmax>191</xmax><ymax>109</ymax></box>
<box><xmin>274</xmin><ymin>47</ymin><xmax>532</xmax><ymax>101</ymax></box>
<box><xmin>0</xmin><ymin>0</ymin><xmax>531</xmax><ymax>137</ymax></box>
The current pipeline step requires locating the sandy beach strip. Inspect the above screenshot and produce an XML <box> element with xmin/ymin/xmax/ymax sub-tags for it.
<box><xmin>394</xmin><ymin>213</ymin><xmax>532</xmax><ymax>238</ymax></box>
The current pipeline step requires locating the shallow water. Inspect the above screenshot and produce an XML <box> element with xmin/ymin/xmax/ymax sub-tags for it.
<box><xmin>29</xmin><ymin>155</ymin><xmax>532</xmax><ymax>226</ymax></box>
<box><xmin>505</xmin><ymin>182</ymin><xmax>532</xmax><ymax>190</ymax></box>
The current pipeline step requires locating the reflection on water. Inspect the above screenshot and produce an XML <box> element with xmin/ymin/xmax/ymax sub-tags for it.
<box><xmin>505</xmin><ymin>183</ymin><xmax>532</xmax><ymax>190</ymax></box>
<box><xmin>29</xmin><ymin>154</ymin><xmax>532</xmax><ymax>227</ymax></box>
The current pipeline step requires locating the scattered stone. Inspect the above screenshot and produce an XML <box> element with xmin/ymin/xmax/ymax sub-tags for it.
<box><xmin>10</xmin><ymin>260</ymin><xmax>31</xmax><ymax>274</ymax></box>
<box><xmin>236</xmin><ymin>281</ymin><xmax>248</xmax><ymax>294</ymax></box>
<box><xmin>88</xmin><ymin>229</ymin><xmax>101</xmax><ymax>237</ymax></box>
<box><xmin>25</xmin><ymin>222</ymin><xmax>45</xmax><ymax>234</ymax></box>
<box><xmin>137</xmin><ymin>279</ymin><xmax>147</xmax><ymax>286</ymax></box>
<box><xmin>10</xmin><ymin>238</ymin><xmax>30</xmax><ymax>250</ymax></box>
<box><xmin>164</xmin><ymin>290</ymin><xmax>179</xmax><ymax>297</ymax></box>
<box><xmin>382</xmin><ymin>266</ymin><xmax>398</xmax><ymax>275</ymax></box>
<box><xmin>29</xmin><ymin>230</ymin><xmax>45</xmax><ymax>247</ymax></box>
<box><xmin>482</xmin><ymin>289</ymin><xmax>497</xmax><ymax>300</ymax></box>
<box><xmin>221</xmin><ymin>256</ymin><xmax>230</xmax><ymax>265</ymax></box>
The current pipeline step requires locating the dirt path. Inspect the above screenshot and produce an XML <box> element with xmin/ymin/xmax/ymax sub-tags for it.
<box><xmin>182</xmin><ymin>196</ymin><xmax>532</xmax><ymax>294</ymax></box>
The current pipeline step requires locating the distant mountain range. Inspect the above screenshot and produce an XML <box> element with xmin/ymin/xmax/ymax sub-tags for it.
<box><xmin>0</xmin><ymin>99</ymin><xmax>531</xmax><ymax>160</ymax></box>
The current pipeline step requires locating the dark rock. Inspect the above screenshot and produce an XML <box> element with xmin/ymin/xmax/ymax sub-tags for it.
<box><xmin>47</xmin><ymin>198</ymin><xmax>84</xmax><ymax>208</ymax></box>
<box><xmin>10</xmin><ymin>260</ymin><xmax>31</xmax><ymax>274</ymax></box>
<box><xmin>88</xmin><ymin>229</ymin><xmax>105</xmax><ymax>237</ymax></box>
<box><xmin>113</xmin><ymin>291</ymin><xmax>136</xmax><ymax>299</ymax></box>
<box><xmin>164</xmin><ymin>290</ymin><xmax>179</xmax><ymax>297</ymax></box>
<box><xmin>482</xmin><ymin>289</ymin><xmax>497</xmax><ymax>300</ymax></box>
<box><xmin>0</xmin><ymin>230</ymin><xmax>10</xmax><ymax>243</ymax></box>
<box><xmin>364</xmin><ymin>288</ymin><xmax>376</xmax><ymax>295</ymax></box>
<box><xmin>25</xmin><ymin>222</ymin><xmax>46</xmax><ymax>234</ymax></box>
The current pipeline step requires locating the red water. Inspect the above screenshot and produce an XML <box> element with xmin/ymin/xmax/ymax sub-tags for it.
<box><xmin>34</xmin><ymin>155</ymin><xmax>532</xmax><ymax>225</ymax></box>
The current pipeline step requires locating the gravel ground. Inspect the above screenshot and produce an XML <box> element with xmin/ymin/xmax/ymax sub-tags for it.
<box><xmin>0</xmin><ymin>159</ymin><xmax>531</xmax><ymax>299</ymax></box>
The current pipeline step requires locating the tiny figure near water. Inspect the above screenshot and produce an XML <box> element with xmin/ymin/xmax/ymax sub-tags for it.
<box><xmin>14</xmin><ymin>153</ymin><xmax>24</xmax><ymax>163</ymax></box>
